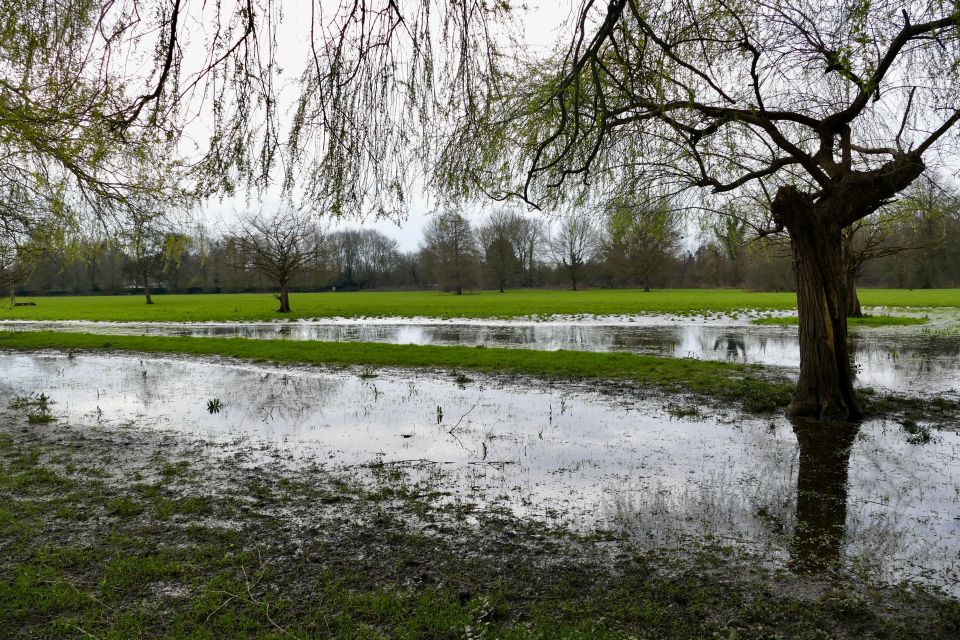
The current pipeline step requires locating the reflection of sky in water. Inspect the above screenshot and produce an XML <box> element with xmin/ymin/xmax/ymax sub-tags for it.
<box><xmin>1</xmin><ymin>352</ymin><xmax>958</xmax><ymax>594</ymax></box>
<box><xmin>2</xmin><ymin>316</ymin><xmax>959</xmax><ymax>396</ymax></box>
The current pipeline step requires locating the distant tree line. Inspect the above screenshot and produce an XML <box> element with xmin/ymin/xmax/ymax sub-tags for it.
<box><xmin>15</xmin><ymin>195</ymin><xmax>960</xmax><ymax>299</ymax></box>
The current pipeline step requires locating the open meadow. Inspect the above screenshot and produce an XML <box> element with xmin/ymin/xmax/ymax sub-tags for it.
<box><xmin>2</xmin><ymin>288</ymin><xmax>959</xmax><ymax>322</ymax></box>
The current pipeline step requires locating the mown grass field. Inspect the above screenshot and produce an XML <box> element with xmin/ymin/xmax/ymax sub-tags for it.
<box><xmin>0</xmin><ymin>288</ymin><xmax>958</xmax><ymax>322</ymax></box>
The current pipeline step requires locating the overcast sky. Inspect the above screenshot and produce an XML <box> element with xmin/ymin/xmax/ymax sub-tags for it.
<box><xmin>193</xmin><ymin>1</ymin><xmax>575</xmax><ymax>252</ymax></box>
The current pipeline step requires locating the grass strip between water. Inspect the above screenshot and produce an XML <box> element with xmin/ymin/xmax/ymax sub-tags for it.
<box><xmin>751</xmin><ymin>315</ymin><xmax>930</xmax><ymax>327</ymax></box>
<box><xmin>3</xmin><ymin>331</ymin><xmax>956</xmax><ymax>422</ymax></box>
<box><xmin>0</xmin><ymin>330</ymin><xmax>794</xmax><ymax>413</ymax></box>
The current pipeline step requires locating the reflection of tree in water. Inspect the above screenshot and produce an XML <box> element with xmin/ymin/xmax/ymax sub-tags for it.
<box><xmin>847</xmin><ymin>332</ymin><xmax>862</xmax><ymax>380</ymax></box>
<box><xmin>712</xmin><ymin>333</ymin><xmax>747</xmax><ymax>361</ymax></box>
<box><xmin>611</xmin><ymin>326</ymin><xmax>674</xmax><ymax>355</ymax></box>
<box><xmin>246</xmin><ymin>374</ymin><xmax>332</xmax><ymax>423</ymax></box>
<box><xmin>849</xmin><ymin>331</ymin><xmax>960</xmax><ymax>389</ymax></box>
<box><xmin>789</xmin><ymin>418</ymin><xmax>859</xmax><ymax>573</ymax></box>
<box><xmin>192</xmin><ymin>370</ymin><xmax>342</xmax><ymax>425</ymax></box>
<box><xmin>127</xmin><ymin>359</ymin><xmax>163</xmax><ymax>410</ymax></box>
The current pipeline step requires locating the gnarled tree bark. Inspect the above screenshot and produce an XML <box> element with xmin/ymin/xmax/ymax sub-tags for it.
<box><xmin>771</xmin><ymin>152</ymin><xmax>925</xmax><ymax>421</ymax></box>
<box><xmin>774</xmin><ymin>188</ymin><xmax>860</xmax><ymax>421</ymax></box>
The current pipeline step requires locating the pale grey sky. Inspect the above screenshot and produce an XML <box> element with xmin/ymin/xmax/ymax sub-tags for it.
<box><xmin>193</xmin><ymin>1</ymin><xmax>574</xmax><ymax>251</ymax></box>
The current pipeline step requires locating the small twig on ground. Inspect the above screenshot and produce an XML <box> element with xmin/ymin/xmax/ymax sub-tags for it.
<box><xmin>448</xmin><ymin>403</ymin><xmax>479</xmax><ymax>435</ymax></box>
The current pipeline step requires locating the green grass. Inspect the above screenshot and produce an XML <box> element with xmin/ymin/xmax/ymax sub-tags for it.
<box><xmin>0</xmin><ymin>331</ymin><xmax>793</xmax><ymax>412</ymax></box>
<box><xmin>1</xmin><ymin>288</ymin><xmax>958</xmax><ymax>322</ymax></box>
<box><xmin>752</xmin><ymin>315</ymin><xmax>930</xmax><ymax>327</ymax></box>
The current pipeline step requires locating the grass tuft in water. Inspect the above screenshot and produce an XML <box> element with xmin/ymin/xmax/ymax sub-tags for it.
<box><xmin>9</xmin><ymin>392</ymin><xmax>55</xmax><ymax>424</ymax></box>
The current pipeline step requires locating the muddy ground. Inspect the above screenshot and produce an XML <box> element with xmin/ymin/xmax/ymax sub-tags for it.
<box><xmin>2</xmin><ymin>401</ymin><xmax>959</xmax><ymax>639</ymax></box>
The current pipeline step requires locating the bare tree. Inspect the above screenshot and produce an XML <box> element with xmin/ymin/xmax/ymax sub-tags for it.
<box><xmin>603</xmin><ymin>195</ymin><xmax>683</xmax><ymax>292</ymax></box>
<box><xmin>326</xmin><ymin>229</ymin><xmax>401</xmax><ymax>289</ymax></box>
<box><xmin>842</xmin><ymin>176</ymin><xmax>957</xmax><ymax>316</ymax></box>
<box><xmin>550</xmin><ymin>214</ymin><xmax>598</xmax><ymax>291</ymax></box>
<box><xmin>514</xmin><ymin>217</ymin><xmax>546</xmax><ymax>288</ymax></box>
<box><xmin>124</xmin><ymin>213</ymin><xmax>167</xmax><ymax>305</ymax></box>
<box><xmin>420</xmin><ymin>211</ymin><xmax>479</xmax><ymax>295</ymax></box>
<box><xmin>0</xmin><ymin>240</ymin><xmax>44</xmax><ymax>307</ymax></box>
<box><xmin>479</xmin><ymin>210</ymin><xmax>524</xmax><ymax>293</ymax></box>
<box><xmin>228</xmin><ymin>208</ymin><xmax>324</xmax><ymax>313</ymax></box>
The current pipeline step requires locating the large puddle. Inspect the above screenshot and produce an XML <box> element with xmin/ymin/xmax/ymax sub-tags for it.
<box><xmin>2</xmin><ymin>315</ymin><xmax>959</xmax><ymax>397</ymax></box>
<box><xmin>2</xmin><ymin>352</ymin><xmax>958</xmax><ymax>594</ymax></box>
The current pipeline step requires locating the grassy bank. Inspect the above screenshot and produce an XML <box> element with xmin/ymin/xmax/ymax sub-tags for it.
<box><xmin>752</xmin><ymin>315</ymin><xmax>930</xmax><ymax>328</ymax></box>
<box><xmin>0</xmin><ymin>331</ymin><xmax>793</xmax><ymax>412</ymax></box>
<box><xmin>2</xmin><ymin>416</ymin><xmax>958</xmax><ymax>639</ymax></box>
<box><xmin>0</xmin><ymin>288</ymin><xmax>957</xmax><ymax>322</ymax></box>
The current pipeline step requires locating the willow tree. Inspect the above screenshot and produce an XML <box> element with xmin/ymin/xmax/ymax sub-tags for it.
<box><xmin>1</xmin><ymin>0</ymin><xmax>273</xmax><ymax>240</ymax></box>
<box><xmin>3</xmin><ymin>1</ymin><xmax>506</xmax><ymax>254</ymax></box>
<box><xmin>435</xmin><ymin>0</ymin><xmax>960</xmax><ymax>421</ymax></box>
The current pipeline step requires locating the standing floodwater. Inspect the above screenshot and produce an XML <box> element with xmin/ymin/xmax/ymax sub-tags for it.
<box><xmin>1</xmin><ymin>351</ymin><xmax>958</xmax><ymax>594</ymax></box>
<box><xmin>2</xmin><ymin>314</ymin><xmax>958</xmax><ymax>396</ymax></box>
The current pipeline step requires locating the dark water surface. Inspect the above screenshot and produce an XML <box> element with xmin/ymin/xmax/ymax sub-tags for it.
<box><xmin>1</xmin><ymin>352</ymin><xmax>958</xmax><ymax>594</ymax></box>
<box><xmin>3</xmin><ymin>316</ymin><xmax>958</xmax><ymax>396</ymax></box>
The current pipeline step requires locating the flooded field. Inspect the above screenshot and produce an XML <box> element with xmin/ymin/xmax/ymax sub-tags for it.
<box><xmin>2</xmin><ymin>351</ymin><xmax>958</xmax><ymax>594</ymax></box>
<box><xmin>3</xmin><ymin>313</ymin><xmax>959</xmax><ymax>396</ymax></box>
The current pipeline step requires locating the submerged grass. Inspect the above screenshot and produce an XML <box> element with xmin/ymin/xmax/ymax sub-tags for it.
<box><xmin>0</xmin><ymin>330</ymin><xmax>794</xmax><ymax>413</ymax></box>
<box><xmin>0</xmin><ymin>288</ymin><xmax>957</xmax><ymax>322</ymax></box>
<box><xmin>2</xmin><ymin>415</ymin><xmax>958</xmax><ymax>639</ymax></box>
<box><xmin>751</xmin><ymin>315</ymin><xmax>930</xmax><ymax>327</ymax></box>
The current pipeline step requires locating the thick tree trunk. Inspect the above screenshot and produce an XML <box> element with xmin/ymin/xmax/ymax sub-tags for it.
<box><xmin>789</xmin><ymin>418</ymin><xmax>859</xmax><ymax>572</ymax></box>
<box><xmin>455</xmin><ymin>284</ymin><xmax>463</xmax><ymax>295</ymax></box>
<box><xmin>571</xmin><ymin>277</ymin><xmax>578</xmax><ymax>291</ymax></box>
<box><xmin>841</xmin><ymin>233</ymin><xmax>863</xmax><ymax>318</ymax></box>
<box><xmin>774</xmin><ymin>189</ymin><xmax>861</xmax><ymax>421</ymax></box>
<box><xmin>845</xmin><ymin>269</ymin><xmax>862</xmax><ymax>318</ymax></box>
<box><xmin>142</xmin><ymin>269</ymin><xmax>153</xmax><ymax>305</ymax></box>
<box><xmin>277</xmin><ymin>284</ymin><xmax>290</xmax><ymax>312</ymax></box>
<box><xmin>499</xmin><ymin>280</ymin><xmax>505</xmax><ymax>293</ymax></box>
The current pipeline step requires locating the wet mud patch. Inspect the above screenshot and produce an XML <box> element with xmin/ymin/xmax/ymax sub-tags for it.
<box><xmin>2</xmin><ymin>414</ymin><xmax>959</xmax><ymax>639</ymax></box>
